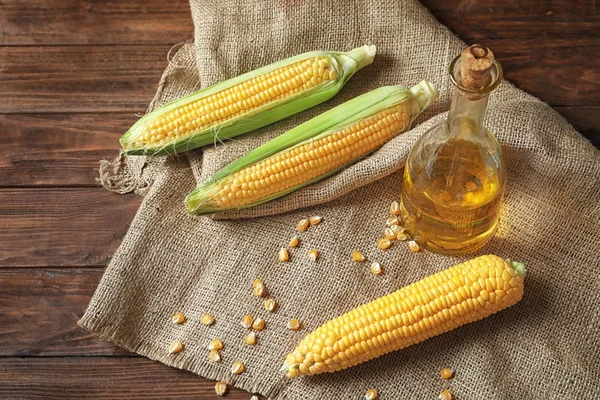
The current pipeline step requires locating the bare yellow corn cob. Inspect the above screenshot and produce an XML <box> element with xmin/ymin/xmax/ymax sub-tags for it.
<box><xmin>120</xmin><ymin>46</ymin><xmax>376</xmax><ymax>155</ymax></box>
<box><xmin>186</xmin><ymin>80</ymin><xmax>438</xmax><ymax>214</ymax></box>
<box><xmin>281</xmin><ymin>255</ymin><xmax>526</xmax><ymax>378</ymax></box>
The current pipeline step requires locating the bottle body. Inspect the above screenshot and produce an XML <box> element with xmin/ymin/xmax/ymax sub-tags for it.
<box><xmin>400</xmin><ymin>52</ymin><xmax>505</xmax><ymax>255</ymax></box>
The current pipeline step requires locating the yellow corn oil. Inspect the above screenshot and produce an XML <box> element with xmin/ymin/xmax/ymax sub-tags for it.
<box><xmin>400</xmin><ymin>45</ymin><xmax>506</xmax><ymax>255</ymax></box>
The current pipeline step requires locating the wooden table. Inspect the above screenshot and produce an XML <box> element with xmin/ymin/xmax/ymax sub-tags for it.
<box><xmin>0</xmin><ymin>1</ymin><xmax>598</xmax><ymax>398</ymax></box>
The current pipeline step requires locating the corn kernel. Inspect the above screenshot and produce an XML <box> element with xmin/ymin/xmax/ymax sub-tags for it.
<box><xmin>201</xmin><ymin>313</ymin><xmax>215</xmax><ymax>326</ymax></box>
<box><xmin>390</xmin><ymin>200</ymin><xmax>401</xmax><ymax>215</ymax></box>
<box><xmin>408</xmin><ymin>240</ymin><xmax>420</xmax><ymax>252</ymax></box>
<box><xmin>384</xmin><ymin>227</ymin><xmax>396</xmax><ymax>240</ymax></box>
<box><xmin>439</xmin><ymin>390</ymin><xmax>454</xmax><ymax>400</ymax></box>
<box><xmin>389</xmin><ymin>224</ymin><xmax>404</xmax><ymax>234</ymax></box>
<box><xmin>245</xmin><ymin>331</ymin><xmax>257</xmax><ymax>345</ymax></box>
<box><xmin>377</xmin><ymin>238</ymin><xmax>391</xmax><ymax>250</ymax></box>
<box><xmin>252</xmin><ymin>278</ymin><xmax>263</xmax><ymax>288</ymax></box>
<box><xmin>251</xmin><ymin>396</ymin><xmax>259</xmax><ymax>400</ymax></box>
<box><xmin>264</xmin><ymin>298</ymin><xmax>277</xmax><ymax>312</ymax></box>
<box><xmin>440</xmin><ymin>367</ymin><xmax>453</xmax><ymax>379</ymax></box>
<box><xmin>287</xmin><ymin>319</ymin><xmax>302</xmax><ymax>331</ymax></box>
<box><xmin>231</xmin><ymin>361</ymin><xmax>246</xmax><ymax>375</ymax></box>
<box><xmin>279</xmin><ymin>247</ymin><xmax>290</xmax><ymax>262</ymax></box>
<box><xmin>289</xmin><ymin>236</ymin><xmax>300</xmax><ymax>248</ymax></box>
<box><xmin>208</xmin><ymin>349</ymin><xmax>221</xmax><ymax>362</ymax></box>
<box><xmin>353</xmin><ymin>250</ymin><xmax>366</xmax><ymax>262</ymax></box>
<box><xmin>208</xmin><ymin>338</ymin><xmax>224</xmax><ymax>351</ymax></box>
<box><xmin>215</xmin><ymin>381</ymin><xmax>227</xmax><ymax>396</ymax></box>
<box><xmin>308</xmin><ymin>249</ymin><xmax>319</xmax><ymax>261</ymax></box>
<box><xmin>370</xmin><ymin>262</ymin><xmax>383</xmax><ymax>275</ymax></box>
<box><xmin>254</xmin><ymin>284</ymin><xmax>266</xmax><ymax>297</ymax></box>
<box><xmin>168</xmin><ymin>340</ymin><xmax>184</xmax><ymax>354</ymax></box>
<box><xmin>241</xmin><ymin>314</ymin><xmax>254</xmax><ymax>329</ymax></box>
<box><xmin>397</xmin><ymin>232</ymin><xmax>408</xmax><ymax>241</ymax></box>
<box><xmin>172</xmin><ymin>312</ymin><xmax>186</xmax><ymax>324</ymax></box>
<box><xmin>309</xmin><ymin>216</ymin><xmax>322</xmax><ymax>225</ymax></box>
<box><xmin>365</xmin><ymin>388</ymin><xmax>379</xmax><ymax>400</ymax></box>
<box><xmin>297</xmin><ymin>219</ymin><xmax>309</xmax><ymax>232</ymax></box>
<box><xmin>386</xmin><ymin>216</ymin><xmax>399</xmax><ymax>226</ymax></box>
<box><xmin>253</xmin><ymin>317</ymin><xmax>266</xmax><ymax>331</ymax></box>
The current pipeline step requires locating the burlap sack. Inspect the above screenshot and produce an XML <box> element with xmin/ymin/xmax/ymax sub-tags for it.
<box><xmin>83</xmin><ymin>0</ymin><xmax>600</xmax><ymax>398</ymax></box>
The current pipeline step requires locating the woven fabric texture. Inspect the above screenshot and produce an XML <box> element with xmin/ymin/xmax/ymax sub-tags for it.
<box><xmin>82</xmin><ymin>1</ymin><xmax>600</xmax><ymax>399</ymax></box>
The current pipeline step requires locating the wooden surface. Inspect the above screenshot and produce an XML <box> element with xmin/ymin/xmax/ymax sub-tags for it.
<box><xmin>0</xmin><ymin>0</ymin><xmax>598</xmax><ymax>398</ymax></box>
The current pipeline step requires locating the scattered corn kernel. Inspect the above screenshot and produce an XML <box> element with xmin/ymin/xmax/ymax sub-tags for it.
<box><xmin>289</xmin><ymin>236</ymin><xmax>300</xmax><ymax>248</ymax></box>
<box><xmin>252</xmin><ymin>317</ymin><xmax>265</xmax><ymax>331</ymax></box>
<box><xmin>309</xmin><ymin>216</ymin><xmax>322</xmax><ymax>225</ymax></box>
<box><xmin>308</xmin><ymin>249</ymin><xmax>319</xmax><ymax>261</ymax></box>
<box><xmin>370</xmin><ymin>262</ymin><xmax>383</xmax><ymax>275</ymax></box>
<box><xmin>408</xmin><ymin>240</ymin><xmax>420</xmax><ymax>252</ymax></box>
<box><xmin>377</xmin><ymin>238</ymin><xmax>391</xmax><ymax>250</ymax></box>
<box><xmin>278</xmin><ymin>247</ymin><xmax>290</xmax><ymax>262</ymax></box>
<box><xmin>390</xmin><ymin>200</ymin><xmax>401</xmax><ymax>215</ymax></box>
<box><xmin>264</xmin><ymin>298</ymin><xmax>277</xmax><ymax>312</ymax></box>
<box><xmin>386</xmin><ymin>216</ymin><xmax>399</xmax><ymax>226</ymax></box>
<box><xmin>245</xmin><ymin>331</ymin><xmax>257</xmax><ymax>345</ymax></box>
<box><xmin>201</xmin><ymin>313</ymin><xmax>215</xmax><ymax>326</ymax></box>
<box><xmin>297</xmin><ymin>219</ymin><xmax>309</xmax><ymax>232</ymax></box>
<box><xmin>172</xmin><ymin>312</ymin><xmax>186</xmax><ymax>324</ymax></box>
<box><xmin>287</xmin><ymin>319</ymin><xmax>302</xmax><ymax>331</ymax></box>
<box><xmin>208</xmin><ymin>338</ymin><xmax>224</xmax><ymax>351</ymax></box>
<box><xmin>252</xmin><ymin>279</ymin><xmax>263</xmax><ymax>288</ymax></box>
<box><xmin>253</xmin><ymin>279</ymin><xmax>267</xmax><ymax>297</ymax></box>
<box><xmin>231</xmin><ymin>361</ymin><xmax>246</xmax><ymax>375</ymax></box>
<box><xmin>168</xmin><ymin>340</ymin><xmax>184</xmax><ymax>354</ymax></box>
<box><xmin>384</xmin><ymin>227</ymin><xmax>396</xmax><ymax>240</ymax></box>
<box><xmin>208</xmin><ymin>349</ymin><xmax>221</xmax><ymax>362</ymax></box>
<box><xmin>439</xmin><ymin>390</ymin><xmax>454</xmax><ymax>400</ymax></box>
<box><xmin>440</xmin><ymin>367</ymin><xmax>453</xmax><ymax>380</ymax></box>
<box><xmin>389</xmin><ymin>224</ymin><xmax>404</xmax><ymax>234</ymax></box>
<box><xmin>241</xmin><ymin>314</ymin><xmax>254</xmax><ymax>329</ymax></box>
<box><xmin>251</xmin><ymin>396</ymin><xmax>259</xmax><ymax>400</ymax></box>
<box><xmin>365</xmin><ymin>388</ymin><xmax>379</xmax><ymax>400</ymax></box>
<box><xmin>396</xmin><ymin>232</ymin><xmax>408</xmax><ymax>241</ymax></box>
<box><xmin>215</xmin><ymin>381</ymin><xmax>227</xmax><ymax>397</ymax></box>
<box><xmin>353</xmin><ymin>250</ymin><xmax>366</xmax><ymax>262</ymax></box>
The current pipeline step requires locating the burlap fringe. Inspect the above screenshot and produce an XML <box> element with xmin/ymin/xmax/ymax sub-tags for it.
<box><xmin>97</xmin><ymin>152</ymin><xmax>153</xmax><ymax>195</ymax></box>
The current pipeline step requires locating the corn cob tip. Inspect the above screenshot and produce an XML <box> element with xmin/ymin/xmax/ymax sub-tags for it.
<box><xmin>280</xmin><ymin>361</ymin><xmax>299</xmax><ymax>378</ymax></box>
<box><xmin>506</xmin><ymin>259</ymin><xmax>527</xmax><ymax>276</ymax></box>
<box><xmin>345</xmin><ymin>45</ymin><xmax>377</xmax><ymax>70</ymax></box>
<box><xmin>409</xmin><ymin>80</ymin><xmax>439</xmax><ymax>110</ymax></box>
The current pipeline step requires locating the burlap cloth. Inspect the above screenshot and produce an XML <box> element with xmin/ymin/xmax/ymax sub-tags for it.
<box><xmin>83</xmin><ymin>0</ymin><xmax>600</xmax><ymax>398</ymax></box>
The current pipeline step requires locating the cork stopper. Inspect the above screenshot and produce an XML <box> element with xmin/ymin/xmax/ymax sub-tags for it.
<box><xmin>460</xmin><ymin>44</ymin><xmax>495</xmax><ymax>90</ymax></box>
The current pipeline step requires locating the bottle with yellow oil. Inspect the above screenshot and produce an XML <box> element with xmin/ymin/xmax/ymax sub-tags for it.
<box><xmin>400</xmin><ymin>44</ymin><xmax>505</xmax><ymax>255</ymax></box>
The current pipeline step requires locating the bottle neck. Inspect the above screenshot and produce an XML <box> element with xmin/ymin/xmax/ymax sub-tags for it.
<box><xmin>447</xmin><ymin>88</ymin><xmax>490</xmax><ymax>137</ymax></box>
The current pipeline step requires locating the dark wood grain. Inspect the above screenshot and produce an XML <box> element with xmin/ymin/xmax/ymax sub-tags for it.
<box><xmin>0</xmin><ymin>0</ymin><xmax>194</xmax><ymax>46</ymax></box>
<box><xmin>0</xmin><ymin>268</ymin><xmax>129</xmax><ymax>356</ymax></box>
<box><xmin>0</xmin><ymin>45</ymin><xmax>171</xmax><ymax>113</ymax></box>
<box><xmin>0</xmin><ymin>188</ymin><xmax>141</xmax><ymax>267</ymax></box>
<box><xmin>0</xmin><ymin>358</ymin><xmax>261</xmax><ymax>399</ymax></box>
<box><xmin>422</xmin><ymin>0</ymin><xmax>600</xmax><ymax>39</ymax></box>
<box><xmin>0</xmin><ymin>113</ymin><xmax>134</xmax><ymax>187</ymax></box>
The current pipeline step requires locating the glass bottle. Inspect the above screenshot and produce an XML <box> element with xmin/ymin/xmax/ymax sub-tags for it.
<box><xmin>400</xmin><ymin>45</ymin><xmax>505</xmax><ymax>255</ymax></box>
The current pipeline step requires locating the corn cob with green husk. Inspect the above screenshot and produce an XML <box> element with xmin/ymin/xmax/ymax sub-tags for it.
<box><xmin>281</xmin><ymin>255</ymin><xmax>526</xmax><ymax>378</ymax></box>
<box><xmin>185</xmin><ymin>80</ymin><xmax>438</xmax><ymax>215</ymax></box>
<box><xmin>120</xmin><ymin>46</ymin><xmax>376</xmax><ymax>155</ymax></box>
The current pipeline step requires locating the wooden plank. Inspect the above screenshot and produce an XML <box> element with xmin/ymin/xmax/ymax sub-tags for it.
<box><xmin>0</xmin><ymin>45</ymin><xmax>171</xmax><ymax>113</ymax></box>
<box><xmin>0</xmin><ymin>113</ymin><xmax>135</xmax><ymax>187</ymax></box>
<box><xmin>484</xmin><ymin>38</ymin><xmax>599</xmax><ymax>106</ymax></box>
<box><xmin>0</xmin><ymin>357</ymin><xmax>259</xmax><ymax>399</ymax></box>
<box><xmin>0</xmin><ymin>268</ymin><xmax>129</xmax><ymax>356</ymax></box>
<box><xmin>1</xmin><ymin>39</ymin><xmax>597</xmax><ymax>116</ymax></box>
<box><xmin>422</xmin><ymin>0</ymin><xmax>600</xmax><ymax>39</ymax></box>
<box><xmin>0</xmin><ymin>188</ymin><xmax>140</xmax><ymax>267</ymax></box>
<box><xmin>0</xmin><ymin>0</ymin><xmax>193</xmax><ymax>46</ymax></box>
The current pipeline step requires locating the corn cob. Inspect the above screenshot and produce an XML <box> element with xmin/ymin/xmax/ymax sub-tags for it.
<box><xmin>281</xmin><ymin>255</ymin><xmax>526</xmax><ymax>378</ymax></box>
<box><xmin>120</xmin><ymin>46</ymin><xmax>376</xmax><ymax>155</ymax></box>
<box><xmin>185</xmin><ymin>80</ymin><xmax>438</xmax><ymax>215</ymax></box>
